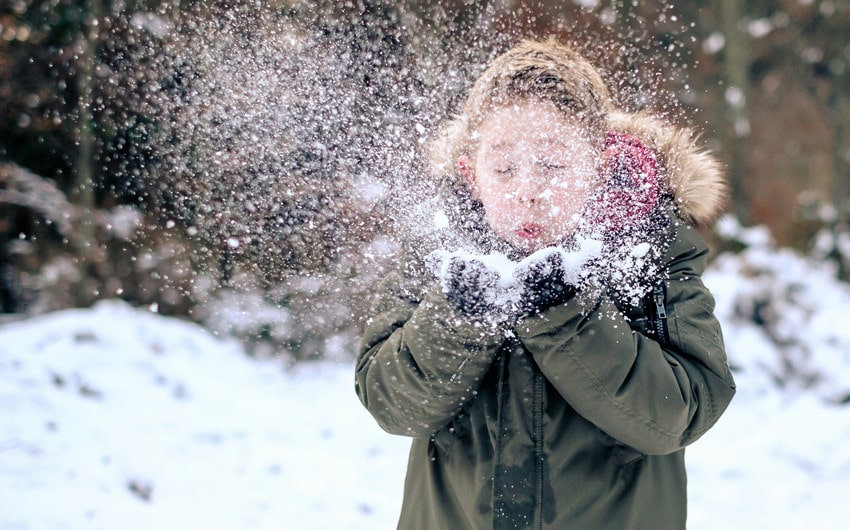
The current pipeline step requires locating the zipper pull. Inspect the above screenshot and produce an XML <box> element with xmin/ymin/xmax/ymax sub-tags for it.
<box><xmin>651</xmin><ymin>282</ymin><xmax>671</xmax><ymax>347</ymax></box>
<box><xmin>653</xmin><ymin>283</ymin><xmax>667</xmax><ymax>319</ymax></box>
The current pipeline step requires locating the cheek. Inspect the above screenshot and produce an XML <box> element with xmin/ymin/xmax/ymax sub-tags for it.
<box><xmin>479</xmin><ymin>191</ymin><xmax>511</xmax><ymax>220</ymax></box>
<box><xmin>477</xmin><ymin>189</ymin><xmax>523</xmax><ymax>231</ymax></box>
<box><xmin>551</xmin><ymin>169</ymin><xmax>599</xmax><ymax>199</ymax></box>
<box><xmin>546</xmin><ymin>174</ymin><xmax>599</xmax><ymax>218</ymax></box>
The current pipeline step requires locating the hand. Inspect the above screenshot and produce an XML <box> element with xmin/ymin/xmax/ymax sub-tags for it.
<box><xmin>441</xmin><ymin>256</ymin><xmax>501</xmax><ymax>317</ymax></box>
<box><xmin>514</xmin><ymin>250</ymin><xmax>576</xmax><ymax>314</ymax></box>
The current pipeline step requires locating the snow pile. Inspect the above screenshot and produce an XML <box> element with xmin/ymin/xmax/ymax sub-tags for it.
<box><xmin>710</xmin><ymin>219</ymin><xmax>850</xmax><ymax>403</ymax></box>
<box><xmin>2</xmin><ymin>240</ymin><xmax>850</xmax><ymax>528</ymax></box>
<box><xmin>0</xmin><ymin>301</ymin><xmax>408</xmax><ymax>529</ymax></box>
<box><xmin>685</xmin><ymin>239</ymin><xmax>850</xmax><ymax>529</ymax></box>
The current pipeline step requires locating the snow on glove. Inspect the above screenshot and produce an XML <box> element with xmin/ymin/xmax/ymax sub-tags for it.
<box><xmin>514</xmin><ymin>249</ymin><xmax>577</xmax><ymax>314</ymax></box>
<box><xmin>429</xmin><ymin>241</ymin><xmax>600</xmax><ymax>319</ymax></box>
<box><xmin>441</xmin><ymin>256</ymin><xmax>503</xmax><ymax>317</ymax></box>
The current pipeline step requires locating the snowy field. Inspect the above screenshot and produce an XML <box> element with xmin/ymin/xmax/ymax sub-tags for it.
<box><xmin>2</xmin><ymin>242</ymin><xmax>850</xmax><ymax>529</ymax></box>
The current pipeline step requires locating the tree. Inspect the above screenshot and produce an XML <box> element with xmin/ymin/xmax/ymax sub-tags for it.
<box><xmin>71</xmin><ymin>0</ymin><xmax>102</xmax><ymax>303</ymax></box>
<box><xmin>719</xmin><ymin>0</ymin><xmax>751</xmax><ymax>225</ymax></box>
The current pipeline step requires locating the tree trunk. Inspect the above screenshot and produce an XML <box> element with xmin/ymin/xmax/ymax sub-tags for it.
<box><xmin>71</xmin><ymin>0</ymin><xmax>101</xmax><ymax>304</ymax></box>
<box><xmin>828</xmin><ymin>67</ymin><xmax>848</xmax><ymax>279</ymax></box>
<box><xmin>719</xmin><ymin>0</ymin><xmax>750</xmax><ymax>225</ymax></box>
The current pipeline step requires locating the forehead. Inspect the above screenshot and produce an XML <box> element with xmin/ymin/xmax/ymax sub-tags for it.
<box><xmin>476</xmin><ymin>100</ymin><xmax>588</xmax><ymax>149</ymax></box>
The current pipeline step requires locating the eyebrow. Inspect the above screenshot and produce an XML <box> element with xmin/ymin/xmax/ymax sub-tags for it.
<box><xmin>485</xmin><ymin>138</ymin><xmax>575</xmax><ymax>152</ymax></box>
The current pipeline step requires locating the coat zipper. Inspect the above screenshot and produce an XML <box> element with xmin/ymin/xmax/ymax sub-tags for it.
<box><xmin>532</xmin><ymin>366</ymin><xmax>545</xmax><ymax>529</ymax></box>
<box><xmin>492</xmin><ymin>350</ymin><xmax>508</xmax><ymax>525</ymax></box>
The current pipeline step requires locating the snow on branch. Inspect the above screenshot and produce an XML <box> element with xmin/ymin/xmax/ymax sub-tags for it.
<box><xmin>0</xmin><ymin>162</ymin><xmax>79</xmax><ymax>238</ymax></box>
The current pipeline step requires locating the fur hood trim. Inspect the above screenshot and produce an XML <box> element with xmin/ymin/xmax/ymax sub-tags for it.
<box><xmin>609</xmin><ymin>111</ymin><xmax>728</xmax><ymax>228</ymax></box>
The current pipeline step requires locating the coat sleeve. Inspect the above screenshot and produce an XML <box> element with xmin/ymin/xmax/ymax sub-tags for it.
<box><xmin>516</xmin><ymin>228</ymin><xmax>736</xmax><ymax>455</ymax></box>
<box><xmin>355</xmin><ymin>271</ymin><xmax>505</xmax><ymax>437</ymax></box>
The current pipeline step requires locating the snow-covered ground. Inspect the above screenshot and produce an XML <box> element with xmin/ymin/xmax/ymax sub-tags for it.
<box><xmin>2</xmin><ymin>243</ymin><xmax>850</xmax><ymax>529</ymax></box>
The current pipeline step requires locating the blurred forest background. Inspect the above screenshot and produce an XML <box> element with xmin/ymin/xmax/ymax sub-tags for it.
<box><xmin>1</xmin><ymin>0</ymin><xmax>848</xmax><ymax>362</ymax></box>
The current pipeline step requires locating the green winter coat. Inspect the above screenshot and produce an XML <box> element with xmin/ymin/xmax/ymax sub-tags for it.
<box><xmin>356</xmin><ymin>112</ymin><xmax>736</xmax><ymax>530</ymax></box>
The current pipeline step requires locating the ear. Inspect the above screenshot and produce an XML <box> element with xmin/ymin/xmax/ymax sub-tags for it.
<box><xmin>457</xmin><ymin>155</ymin><xmax>478</xmax><ymax>198</ymax></box>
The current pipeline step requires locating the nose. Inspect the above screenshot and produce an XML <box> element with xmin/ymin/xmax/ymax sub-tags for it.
<box><xmin>515</xmin><ymin>169</ymin><xmax>544</xmax><ymax>204</ymax></box>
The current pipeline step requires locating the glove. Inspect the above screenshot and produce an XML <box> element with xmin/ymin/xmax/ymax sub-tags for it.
<box><xmin>441</xmin><ymin>256</ymin><xmax>502</xmax><ymax>317</ymax></box>
<box><xmin>514</xmin><ymin>250</ymin><xmax>576</xmax><ymax>314</ymax></box>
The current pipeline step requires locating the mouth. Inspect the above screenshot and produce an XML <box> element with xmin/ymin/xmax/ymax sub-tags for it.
<box><xmin>515</xmin><ymin>222</ymin><xmax>543</xmax><ymax>240</ymax></box>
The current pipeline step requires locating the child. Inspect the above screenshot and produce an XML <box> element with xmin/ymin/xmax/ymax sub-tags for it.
<box><xmin>356</xmin><ymin>39</ymin><xmax>735</xmax><ymax>530</ymax></box>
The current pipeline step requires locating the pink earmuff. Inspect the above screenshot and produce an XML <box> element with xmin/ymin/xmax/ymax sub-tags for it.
<box><xmin>592</xmin><ymin>131</ymin><xmax>660</xmax><ymax>231</ymax></box>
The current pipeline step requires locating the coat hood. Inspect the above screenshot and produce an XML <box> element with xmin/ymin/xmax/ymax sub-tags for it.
<box><xmin>608</xmin><ymin>111</ymin><xmax>728</xmax><ymax>229</ymax></box>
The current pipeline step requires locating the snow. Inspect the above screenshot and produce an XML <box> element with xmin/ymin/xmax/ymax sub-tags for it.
<box><xmin>747</xmin><ymin>18</ymin><xmax>774</xmax><ymax>39</ymax></box>
<box><xmin>701</xmin><ymin>32</ymin><xmax>726</xmax><ymax>55</ymax></box>
<box><xmin>428</xmin><ymin>238</ymin><xmax>603</xmax><ymax>314</ymax></box>
<box><xmin>430</xmin><ymin>236</ymin><xmax>603</xmax><ymax>287</ymax></box>
<box><xmin>3</xmin><ymin>244</ymin><xmax>850</xmax><ymax>529</ymax></box>
<box><xmin>0</xmin><ymin>301</ymin><xmax>408</xmax><ymax>529</ymax></box>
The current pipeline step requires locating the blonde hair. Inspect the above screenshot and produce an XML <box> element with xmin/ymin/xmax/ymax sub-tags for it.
<box><xmin>429</xmin><ymin>39</ymin><xmax>614</xmax><ymax>179</ymax></box>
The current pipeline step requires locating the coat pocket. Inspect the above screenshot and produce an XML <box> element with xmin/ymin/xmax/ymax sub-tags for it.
<box><xmin>596</xmin><ymin>428</ymin><xmax>646</xmax><ymax>466</ymax></box>
<box><xmin>431</xmin><ymin>410</ymin><xmax>473</xmax><ymax>457</ymax></box>
<box><xmin>431</xmin><ymin>424</ymin><xmax>458</xmax><ymax>456</ymax></box>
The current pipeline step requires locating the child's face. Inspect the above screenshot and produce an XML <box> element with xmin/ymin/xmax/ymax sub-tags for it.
<box><xmin>459</xmin><ymin>100</ymin><xmax>601</xmax><ymax>252</ymax></box>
